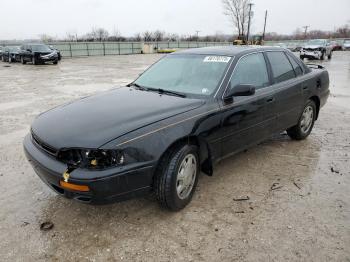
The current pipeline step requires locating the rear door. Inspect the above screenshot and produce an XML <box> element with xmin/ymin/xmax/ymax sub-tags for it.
<box><xmin>265</xmin><ymin>51</ymin><xmax>303</xmax><ymax>132</ymax></box>
<box><xmin>218</xmin><ymin>52</ymin><xmax>275</xmax><ymax>157</ymax></box>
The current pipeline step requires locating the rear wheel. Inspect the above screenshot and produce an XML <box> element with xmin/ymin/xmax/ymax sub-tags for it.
<box><xmin>154</xmin><ymin>144</ymin><xmax>199</xmax><ymax>211</ymax></box>
<box><xmin>53</xmin><ymin>60</ymin><xmax>58</xmax><ymax>65</ymax></box>
<box><xmin>287</xmin><ymin>100</ymin><xmax>316</xmax><ymax>140</ymax></box>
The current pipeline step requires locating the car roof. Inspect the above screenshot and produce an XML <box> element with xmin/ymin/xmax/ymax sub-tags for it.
<box><xmin>172</xmin><ymin>45</ymin><xmax>287</xmax><ymax>57</ymax></box>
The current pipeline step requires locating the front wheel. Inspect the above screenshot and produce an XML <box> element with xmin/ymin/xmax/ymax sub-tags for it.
<box><xmin>154</xmin><ymin>144</ymin><xmax>199</xmax><ymax>211</ymax></box>
<box><xmin>287</xmin><ymin>100</ymin><xmax>316</xmax><ymax>140</ymax></box>
<box><xmin>320</xmin><ymin>51</ymin><xmax>325</xmax><ymax>60</ymax></box>
<box><xmin>328</xmin><ymin>51</ymin><xmax>332</xmax><ymax>60</ymax></box>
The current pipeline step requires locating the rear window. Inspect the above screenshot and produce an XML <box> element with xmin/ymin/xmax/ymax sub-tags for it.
<box><xmin>266</xmin><ymin>52</ymin><xmax>295</xmax><ymax>83</ymax></box>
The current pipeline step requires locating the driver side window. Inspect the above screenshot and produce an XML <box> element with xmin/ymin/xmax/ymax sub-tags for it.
<box><xmin>229</xmin><ymin>53</ymin><xmax>269</xmax><ymax>91</ymax></box>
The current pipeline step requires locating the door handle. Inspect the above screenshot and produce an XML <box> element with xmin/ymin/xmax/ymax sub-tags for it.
<box><xmin>266</xmin><ymin>97</ymin><xmax>275</xmax><ymax>103</ymax></box>
<box><xmin>302</xmin><ymin>85</ymin><xmax>309</xmax><ymax>90</ymax></box>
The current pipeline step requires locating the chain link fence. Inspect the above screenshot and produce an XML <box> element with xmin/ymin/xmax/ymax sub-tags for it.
<box><xmin>1</xmin><ymin>39</ymin><xmax>348</xmax><ymax>58</ymax></box>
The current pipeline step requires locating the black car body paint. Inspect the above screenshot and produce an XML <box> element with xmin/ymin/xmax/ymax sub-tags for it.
<box><xmin>23</xmin><ymin>46</ymin><xmax>330</xmax><ymax>204</ymax></box>
<box><xmin>19</xmin><ymin>43</ymin><xmax>60</xmax><ymax>64</ymax></box>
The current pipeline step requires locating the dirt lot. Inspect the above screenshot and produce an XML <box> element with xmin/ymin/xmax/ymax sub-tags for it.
<box><xmin>0</xmin><ymin>52</ymin><xmax>349</xmax><ymax>262</ymax></box>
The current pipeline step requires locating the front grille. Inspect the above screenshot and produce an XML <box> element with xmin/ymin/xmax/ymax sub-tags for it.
<box><xmin>31</xmin><ymin>130</ymin><xmax>58</xmax><ymax>156</ymax></box>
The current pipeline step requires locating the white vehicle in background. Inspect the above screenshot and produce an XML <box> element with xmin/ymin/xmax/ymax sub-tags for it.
<box><xmin>343</xmin><ymin>39</ymin><xmax>350</xmax><ymax>50</ymax></box>
<box><xmin>300</xmin><ymin>39</ymin><xmax>332</xmax><ymax>60</ymax></box>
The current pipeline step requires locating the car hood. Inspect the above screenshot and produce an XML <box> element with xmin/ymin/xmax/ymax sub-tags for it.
<box><xmin>303</xmin><ymin>45</ymin><xmax>323</xmax><ymax>49</ymax></box>
<box><xmin>31</xmin><ymin>87</ymin><xmax>205</xmax><ymax>149</ymax></box>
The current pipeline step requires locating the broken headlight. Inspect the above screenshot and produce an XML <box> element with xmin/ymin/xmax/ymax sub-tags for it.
<box><xmin>57</xmin><ymin>149</ymin><xmax>125</xmax><ymax>169</ymax></box>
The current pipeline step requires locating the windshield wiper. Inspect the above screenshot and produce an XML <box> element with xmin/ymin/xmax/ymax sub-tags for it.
<box><xmin>147</xmin><ymin>88</ymin><xmax>187</xmax><ymax>98</ymax></box>
<box><xmin>127</xmin><ymin>83</ymin><xmax>186</xmax><ymax>98</ymax></box>
<box><xmin>127</xmin><ymin>82</ymin><xmax>148</xmax><ymax>90</ymax></box>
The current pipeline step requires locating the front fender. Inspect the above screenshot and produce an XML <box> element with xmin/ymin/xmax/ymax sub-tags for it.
<box><xmin>100</xmin><ymin>101</ymin><xmax>222</xmax><ymax>172</ymax></box>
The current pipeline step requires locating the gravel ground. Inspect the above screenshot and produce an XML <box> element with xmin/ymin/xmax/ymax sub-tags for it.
<box><xmin>0</xmin><ymin>52</ymin><xmax>349</xmax><ymax>262</ymax></box>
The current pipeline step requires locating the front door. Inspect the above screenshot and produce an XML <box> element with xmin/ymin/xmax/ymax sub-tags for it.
<box><xmin>218</xmin><ymin>52</ymin><xmax>276</xmax><ymax>158</ymax></box>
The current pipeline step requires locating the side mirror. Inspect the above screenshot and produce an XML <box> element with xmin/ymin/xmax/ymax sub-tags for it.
<box><xmin>224</xmin><ymin>84</ymin><xmax>255</xmax><ymax>101</ymax></box>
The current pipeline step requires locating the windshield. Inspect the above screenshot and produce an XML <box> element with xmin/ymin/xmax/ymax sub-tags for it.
<box><xmin>9</xmin><ymin>46</ymin><xmax>20</xmax><ymax>52</ymax></box>
<box><xmin>31</xmin><ymin>45</ymin><xmax>52</xmax><ymax>52</ymax></box>
<box><xmin>307</xmin><ymin>39</ymin><xmax>325</xmax><ymax>46</ymax></box>
<box><xmin>134</xmin><ymin>54</ymin><xmax>231</xmax><ymax>96</ymax></box>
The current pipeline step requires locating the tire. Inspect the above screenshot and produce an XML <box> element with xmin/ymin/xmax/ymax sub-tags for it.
<box><xmin>32</xmin><ymin>56</ymin><xmax>37</xmax><ymax>65</ymax></box>
<box><xmin>53</xmin><ymin>60</ymin><xmax>58</xmax><ymax>65</ymax></box>
<box><xmin>287</xmin><ymin>100</ymin><xmax>316</xmax><ymax>140</ymax></box>
<box><xmin>300</xmin><ymin>55</ymin><xmax>304</xmax><ymax>60</ymax></box>
<box><xmin>320</xmin><ymin>51</ymin><xmax>325</xmax><ymax>60</ymax></box>
<box><xmin>328</xmin><ymin>51</ymin><xmax>332</xmax><ymax>60</ymax></box>
<box><xmin>154</xmin><ymin>144</ymin><xmax>199</xmax><ymax>211</ymax></box>
<box><xmin>21</xmin><ymin>56</ymin><xmax>26</xmax><ymax>64</ymax></box>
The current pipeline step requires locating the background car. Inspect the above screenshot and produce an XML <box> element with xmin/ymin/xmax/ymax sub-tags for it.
<box><xmin>300</xmin><ymin>39</ymin><xmax>332</xmax><ymax>60</ymax></box>
<box><xmin>0</xmin><ymin>46</ymin><xmax>3</xmax><ymax>60</ymax></box>
<box><xmin>343</xmin><ymin>39</ymin><xmax>350</xmax><ymax>50</ymax></box>
<box><xmin>19</xmin><ymin>43</ymin><xmax>60</xmax><ymax>65</ymax></box>
<box><xmin>49</xmin><ymin>45</ymin><xmax>62</xmax><ymax>61</ymax></box>
<box><xmin>1</xmin><ymin>46</ymin><xmax>21</xmax><ymax>63</ymax></box>
<box><xmin>329</xmin><ymin>40</ymin><xmax>342</xmax><ymax>51</ymax></box>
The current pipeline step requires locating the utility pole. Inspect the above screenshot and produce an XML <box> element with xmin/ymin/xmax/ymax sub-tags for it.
<box><xmin>195</xmin><ymin>30</ymin><xmax>201</xmax><ymax>40</ymax></box>
<box><xmin>303</xmin><ymin>25</ymin><xmax>309</xmax><ymax>39</ymax></box>
<box><xmin>262</xmin><ymin>10</ymin><xmax>268</xmax><ymax>40</ymax></box>
<box><xmin>246</xmin><ymin>3</ymin><xmax>254</xmax><ymax>44</ymax></box>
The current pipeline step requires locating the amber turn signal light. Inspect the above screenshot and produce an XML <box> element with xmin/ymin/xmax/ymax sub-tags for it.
<box><xmin>60</xmin><ymin>181</ymin><xmax>90</xmax><ymax>192</ymax></box>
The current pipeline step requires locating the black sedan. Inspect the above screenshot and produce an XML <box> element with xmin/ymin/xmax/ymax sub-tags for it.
<box><xmin>23</xmin><ymin>46</ymin><xmax>329</xmax><ymax>210</ymax></box>
<box><xmin>1</xmin><ymin>46</ymin><xmax>21</xmax><ymax>63</ymax></box>
<box><xmin>20</xmin><ymin>43</ymin><xmax>60</xmax><ymax>65</ymax></box>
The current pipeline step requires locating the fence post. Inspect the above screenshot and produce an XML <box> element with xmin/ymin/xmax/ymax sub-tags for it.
<box><xmin>86</xmin><ymin>43</ymin><xmax>89</xmax><ymax>56</ymax></box>
<box><xmin>132</xmin><ymin>42</ymin><xmax>134</xmax><ymax>54</ymax></box>
<box><xmin>69</xmin><ymin>43</ymin><xmax>72</xmax><ymax>57</ymax></box>
<box><xmin>103</xmin><ymin>42</ymin><xmax>105</xmax><ymax>56</ymax></box>
<box><xmin>118</xmin><ymin>43</ymin><xmax>121</xmax><ymax>55</ymax></box>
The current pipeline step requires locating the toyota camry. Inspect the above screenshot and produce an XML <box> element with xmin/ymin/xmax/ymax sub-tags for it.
<box><xmin>23</xmin><ymin>46</ymin><xmax>329</xmax><ymax>210</ymax></box>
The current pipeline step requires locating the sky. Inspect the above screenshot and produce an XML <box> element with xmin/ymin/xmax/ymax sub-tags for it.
<box><xmin>1</xmin><ymin>0</ymin><xmax>349</xmax><ymax>40</ymax></box>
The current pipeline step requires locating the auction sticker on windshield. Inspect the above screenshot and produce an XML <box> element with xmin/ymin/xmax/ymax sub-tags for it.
<box><xmin>203</xmin><ymin>56</ymin><xmax>231</xmax><ymax>63</ymax></box>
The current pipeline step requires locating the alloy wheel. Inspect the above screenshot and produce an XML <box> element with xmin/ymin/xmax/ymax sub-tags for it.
<box><xmin>176</xmin><ymin>154</ymin><xmax>197</xmax><ymax>200</ymax></box>
<box><xmin>300</xmin><ymin>106</ymin><xmax>314</xmax><ymax>133</ymax></box>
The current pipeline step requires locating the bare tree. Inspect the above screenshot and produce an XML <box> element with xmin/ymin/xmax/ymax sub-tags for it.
<box><xmin>153</xmin><ymin>30</ymin><xmax>165</xmax><ymax>41</ymax></box>
<box><xmin>87</xmin><ymin>27</ymin><xmax>109</xmax><ymax>41</ymax></box>
<box><xmin>66</xmin><ymin>31</ymin><xmax>77</xmax><ymax>42</ymax></box>
<box><xmin>39</xmin><ymin>34</ymin><xmax>54</xmax><ymax>42</ymax></box>
<box><xmin>143</xmin><ymin>31</ymin><xmax>153</xmax><ymax>42</ymax></box>
<box><xmin>134</xmin><ymin>33</ymin><xmax>142</xmax><ymax>42</ymax></box>
<box><xmin>222</xmin><ymin>0</ymin><xmax>250</xmax><ymax>36</ymax></box>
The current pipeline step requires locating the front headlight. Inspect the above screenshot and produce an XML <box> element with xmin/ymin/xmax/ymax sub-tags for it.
<box><xmin>57</xmin><ymin>149</ymin><xmax>125</xmax><ymax>169</ymax></box>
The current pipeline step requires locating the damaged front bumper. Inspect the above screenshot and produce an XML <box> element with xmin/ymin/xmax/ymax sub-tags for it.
<box><xmin>300</xmin><ymin>49</ymin><xmax>322</xmax><ymax>59</ymax></box>
<box><xmin>23</xmin><ymin>134</ymin><xmax>155</xmax><ymax>204</ymax></box>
